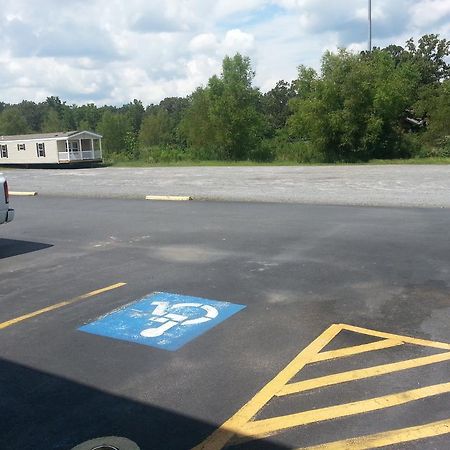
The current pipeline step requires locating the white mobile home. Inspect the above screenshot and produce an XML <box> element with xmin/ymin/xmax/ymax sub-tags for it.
<box><xmin>0</xmin><ymin>131</ymin><xmax>102</xmax><ymax>165</ymax></box>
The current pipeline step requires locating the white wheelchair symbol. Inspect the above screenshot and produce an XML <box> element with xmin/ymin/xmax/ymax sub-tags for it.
<box><xmin>140</xmin><ymin>301</ymin><xmax>219</xmax><ymax>338</ymax></box>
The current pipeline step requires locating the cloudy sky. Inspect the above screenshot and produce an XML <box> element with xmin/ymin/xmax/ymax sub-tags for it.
<box><xmin>0</xmin><ymin>0</ymin><xmax>449</xmax><ymax>106</ymax></box>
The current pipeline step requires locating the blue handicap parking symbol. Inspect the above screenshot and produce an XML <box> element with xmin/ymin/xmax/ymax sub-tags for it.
<box><xmin>79</xmin><ymin>292</ymin><xmax>246</xmax><ymax>351</ymax></box>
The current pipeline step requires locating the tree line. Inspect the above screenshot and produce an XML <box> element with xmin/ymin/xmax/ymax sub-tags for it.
<box><xmin>0</xmin><ymin>34</ymin><xmax>448</xmax><ymax>163</ymax></box>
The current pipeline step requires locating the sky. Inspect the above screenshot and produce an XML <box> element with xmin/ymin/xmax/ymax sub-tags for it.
<box><xmin>0</xmin><ymin>0</ymin><xmax>449</xmax><ymax>106</ymax></box>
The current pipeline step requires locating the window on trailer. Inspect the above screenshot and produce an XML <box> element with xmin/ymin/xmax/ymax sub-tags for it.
<box><xmin>36</xmin><ymin>142</ymin><xmax>45</xmax><ymax>157</ymax></box>
<box><xmin>1</xmin><ymin>144</ymin><xmax>8</xmax><ymax>158</ymax></box>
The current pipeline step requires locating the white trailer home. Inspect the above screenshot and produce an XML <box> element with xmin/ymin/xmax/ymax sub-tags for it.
<box><xmin>0</xmin><ymin>131</ymin><xmax>102</xmax><ymax>166</ymax></box>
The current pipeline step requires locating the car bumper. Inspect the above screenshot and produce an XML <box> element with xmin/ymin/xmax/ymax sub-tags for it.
<box><xmin>6</xmin><ymin>208</ymin><xmax>14</xmax><ymax>222</ymax></box>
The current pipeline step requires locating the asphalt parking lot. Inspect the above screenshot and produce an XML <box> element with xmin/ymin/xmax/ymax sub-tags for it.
<box><xmin>1</xmin><ymin>196</ymin><xmax>450</xmax><ymax>449</ymax></box>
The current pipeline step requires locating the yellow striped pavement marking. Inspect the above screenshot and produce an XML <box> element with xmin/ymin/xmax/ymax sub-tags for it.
<box><xmin>0</xmin><ymin>283</ymin><xmax>127</xmax><ymax>330</ymax></box>
<box><xmin>311</xmin><ymin>338</ymin><xmax>403</xmax><ymax>362</ymax></box>
<box><xmin>298</xmin><ymin>418</ymin><xmax>450</xmax><ymax>450</ymax></box>
<box><xmin>278</xmin><ymin>351</ymin><xmax>450</xmax><ymax>395</ymax></box>
<box><xmin>192</xmin><ymin>324</ymin><xmax>344</xmax><ymax>450</ymax></box>
<box><xmin>193</xmin><ymin>323</ymin><xmax>450</xmax><ymax>449</ymax></box>
<box><xmin>243</xmin><ymin>382</ymin><xmax>450</xmax><ymax>439</ymax></box>
<box><xmin>341</xmin><ymin>323</ymin><xmax>450</xmax><ymax>350</ymax></box>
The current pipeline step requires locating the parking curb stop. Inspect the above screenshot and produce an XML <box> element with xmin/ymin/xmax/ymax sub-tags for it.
<box><xmin>9</xmin><ymin>191</ymin><xmax>38</xmax><ymax>196</ymax></box>
<box><xmin>145</xmin><ymin>195</ymin><xmax>192</xmax><ymax>201</ymax></box>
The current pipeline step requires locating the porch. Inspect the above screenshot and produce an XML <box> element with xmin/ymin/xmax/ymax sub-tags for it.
<box><xmin>58</xmin><ymin>136</ymin><xmax>102</xmax><ymax>162</ymax></box>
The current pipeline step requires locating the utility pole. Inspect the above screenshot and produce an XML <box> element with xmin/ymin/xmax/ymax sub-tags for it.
<box><xmin>368</xmin><ymin>0</ymin><xmax>372</xmax><ymax>51</ymax></box>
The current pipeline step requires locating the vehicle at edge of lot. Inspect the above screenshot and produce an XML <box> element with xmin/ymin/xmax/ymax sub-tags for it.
<box><xmin>0</xmin><ymin>173</ymin><xmax>14</xmax><ymax>225</ymax></box>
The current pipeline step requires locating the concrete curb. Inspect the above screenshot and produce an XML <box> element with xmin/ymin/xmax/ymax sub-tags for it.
<box><xmin>9</xmin><ymin>191</ymin><xmax>38</xmax><ymax>196</ymax></box>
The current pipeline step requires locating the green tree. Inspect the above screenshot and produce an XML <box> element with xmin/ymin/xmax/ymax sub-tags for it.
<box><xmin>262</xmin><ymin>80</ymin><xmax>296</xmax><ymax>137</ymax></box>
<box><xmin>405</xmin><ymin>34</ymin><xmax>450</xmax><ymax>84</ymax></box>
<box><xmin>209</xmin><ymin>54</ymin><xmax>264</xmax><ymax>159</ymax></box>
<box><xmin>288</xmin><ymin>49</ymin><xmax>420</xmax><ymax>161</ymax></box>
<box><xmin>16</xmin><ymin>100</ymin><xmax>44</xmax><ymax>132</ymax></box>
<box><xmin>181</xmin><ymin>53</ymin><xmax>264</xmax><ymax>160</ymax></box>
<box><xmin>382</xmin><ymin>35</ymin><xmax>450</xmax><ymax>153</ymax></box>
<box><xmin>42</xmin><ymin>109</ymin><xmax>63</xmax><ymax>132</ymax></box>
<box><xmin>382</xmin><ymin>35</ymin><xmax>449</xmax><ymax>85</ymax></box>
<box><xmin>0</xmin><ymin>108</ymin><xmax>29</xmax><ymax>135</ymax></box>
<box><xmin>139</xmin><ymin>109</ymin><xmax>172</xmax><ymax>147</ymax></box>
<box><xmin>61</xmin><ymin>107</ymin><xmax>77</xmax><ymax>131</ymax></box>
<box><xmin>419</xmin><ymin>80</ymin><xmax>450</xmax><ymax>152</ymax></box>
<box><xmin>121</xmin><ymin>99</ymin><xmax>145</xmax><ymax>134</ymax></box>
<box><xmin>45</xmin><ymin>96</ymin><xmax>64</xmax><ymax>115</ymax></box>
<box><xmin>97</xmin><ymin>111</ymin><xmax>132</xmax><ymax>157</ymax></box>
<box><xmin>179</xmin><ymin>87</ymin><xmax>219</xmax><ymax>157</ymax></box>
<box><xmin>75</xmin><ymin>103</ymin><xmax>101</xmax><ymax>131</ymax></box>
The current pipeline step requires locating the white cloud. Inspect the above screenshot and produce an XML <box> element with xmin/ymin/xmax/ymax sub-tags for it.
<box><xmin>0</xmin><ymin>0</ymin><xmax>448</xmax><ymax>105</ymax></box>
<box><xmin>189</xmin><ymin>33</ymin><xmax>219</xmax><ymax>54</ymax></box>
<box><xmin>222</xmin><ymin>29</ymin><xmax>255</xmax><ymax>54</ymax></box>
<box><xmin>410</xmin><ymin>0</ymin><xmax>450</xmax><ymax>28</ymax></box>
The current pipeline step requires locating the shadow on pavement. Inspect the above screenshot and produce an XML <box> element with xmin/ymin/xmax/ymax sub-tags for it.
<box><xmin>0</xmin><ymin>238</ymin><xmax>53</xmax><ymax>259</ymax></box>
<box><xmin>0</xmin><ymin>358</ymin><xmax>288</xmax><ymax>450</ymax></box>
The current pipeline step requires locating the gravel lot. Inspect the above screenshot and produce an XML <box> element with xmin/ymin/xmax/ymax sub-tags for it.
<box><xmin>3</xmin><ymin>165</ymin><xmax>450</xmax><ymax>208</ymax></box>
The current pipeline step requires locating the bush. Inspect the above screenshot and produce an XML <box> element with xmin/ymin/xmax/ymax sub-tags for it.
<box><xmin>248</xmin><ymin>140</ymin><xmax>276</xmax><ymax>162</ymax></box>
<box><xmin>104</xmin><ymin>151</ymin><xmax>133</xmax><ymax>163</ymax></box>
<box><xmin>413</xmin><ymin>137</ymin><xmax>450</xmax><ymax>158</ymax></box>
<box><xmin>271</xmin><ymin>138</ymin><xmax>325</xmax><ymax>163</ymax></box>
<box><xmin>139</xmin><ymin>146</ymin><xmax>190</xmax><ymax>163</ymax></box>
<box><xmin>187</xmin><ymin>146</ymin><xmax>222</xmax><ymax>161</ymax></box>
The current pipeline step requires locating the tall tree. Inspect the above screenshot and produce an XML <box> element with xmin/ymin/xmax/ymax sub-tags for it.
<box><xmin>288</xmin><ymin>49</ymin><xmax>420</xmax><ymax>161</ymax></box>
<box><xmin>16</xmin><ymin>100</ymin><xmax>44</xmax><ymax>132</ymax></box>
<box><xmin>75</xmin><ymin>103</ymin><xmax>101</xmax><ymax>131</ymax></box>
<box><xmin>419</xmin><ymin>80</ymin><xmax>450</xmax><ymax>150</ymax></box>
<box><xmin>405</xmin><ymin>34</ymin><xmax>450</xmax><ymax>84</ymax></box>
<box><xmin>97</xmin><ymin>111</ymin><xmax>132</xmax><ymax>157</ymax></box>
<box><xmin>179</xmin><ymin>88</ymin><xmax>219</xmax><ymax>155</ymax></box>
<box><xmin>262</xmin><ymin>80</ymin><xmax>296</xmax><ymax>137</ymax></box>
<box><xmin>0</xmin><ymin>108</ymin><xmax>29</xmax><ymax>135</ymax></box>
<box><xmin>139</xmin><ymin>109</ymin><xmax>172</xmax><ymax>147</ymax></box>
<box><xmin>121</xmin><ymin>99</ymin><xmax>145</xmax><ymax>134</ymax></box>
<box><xmin>198</xmin><ymin>53</ymin><xmax>264</xmax><ymax>160</ymax></box>
<box><xmin>42</xmin><ymin>109</ymin><xmax>63</xmax><ymax>132</ymax></box>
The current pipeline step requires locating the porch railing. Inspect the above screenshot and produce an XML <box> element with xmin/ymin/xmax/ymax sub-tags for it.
<box><xmin>58</xmin><ymin>150</ymin><xmax>102</xmax><ymax>162</ymax></box>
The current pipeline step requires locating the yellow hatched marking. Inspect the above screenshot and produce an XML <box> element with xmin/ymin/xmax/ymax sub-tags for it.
<box><xmin>0</xmin><ymin>283</ymin><xmax>127</xmax><ymax>330</ymax></box>
<box><xmin>193</xmin><ymin>324</ymin><xmax>450</xmax><ymax>450</ymax></box>
<box><xmin>341</xmin><ymin>324</ymin><xmax>450</xmax><ymax>350</ymax></box>
<box><xmin>298</xmin><ymin>418</ymin><xmax>450</xmax><ymax>450</ymax></box>
<box><xmin>242</xmin><ymin>382</ymin><xmax>450</xmax><ymax>439</ymax></box>
<box><xmin>192</xmin><ymin>324</ymin><xmax>344</xmax><ymax>450</ymax></box>
<box><xmin>311</xmin><ymin>339</ymin><xmax>403</xmax><ymax>363</ymax></box>
<box><xmin>278</xmin><ymin>351</ymin><xmax>450</xmax><ymax>395</ymax></box>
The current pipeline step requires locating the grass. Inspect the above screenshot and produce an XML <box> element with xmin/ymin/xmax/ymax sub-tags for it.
<box><xmin>3</xmin><ymin>157</ymin><xmax>449</xmax><ymax>170</ymax></box>
<box><xmin>107</xmin><ymin>157</ymin><xmax>450</xmax><ymax>168</ymax></box>
<box><xmin>106</xmin><ymin>160</ymin><xmax>301</xmax><ymax>167</ymax></box>
<box><xmin>367</xmin><ymin>157</ymin><xmax>450</xmax><ymax>165</ymax></box>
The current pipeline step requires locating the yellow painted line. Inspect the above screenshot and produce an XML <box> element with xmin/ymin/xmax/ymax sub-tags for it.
<box><xmin>278</xmin><ymin>351</ymin><xmax>450</xmax><ymax>396</ymax></box>
<box><xmin>298</xmin><ymin>418</ymin><xmax>450</xmax><ymax>450</ymax></box>
<box><xmin>242</xmin><ymin>382</ymin><xmax>450</xmax><ymax>439</ymax></box>
<box><xmin>9</xmin><ymin>191</ymin><xmax>38</xmax><ymax>196</ymax></box>
<box><xmin>193</xmin><ymin>324</ymin><xmax>450</xmax><ymax>449</ymax></box>
<box><xmin>311</xmin><ymin>339</ymin><xmax>403</xmax><ymax>362</ymax></box>
<box><xmin>192</xmin><ymin>324</ymin><xmax>344</xmax><ymax>450</ymax></box>
<box><xmin>0</xmin><ymin>282</ymin><xmax>126</xmax><ymax>330</ymax></box>
<box><xmin>145</xmin><ymin>195</ymin><xmax>192</xmax><ymax>201</ymax></box>
<box><xmin>341</xmin><ymin>324</ymin><xmax>450</xmax><ymax>350</ymax></box>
